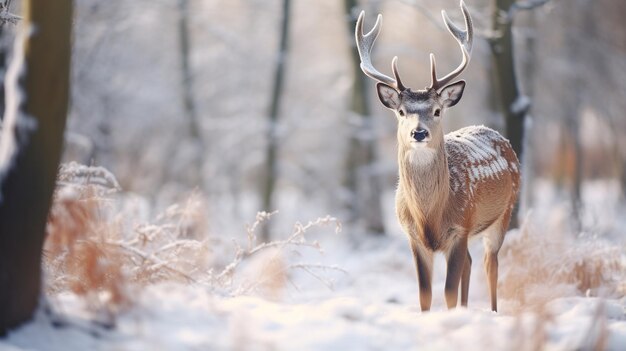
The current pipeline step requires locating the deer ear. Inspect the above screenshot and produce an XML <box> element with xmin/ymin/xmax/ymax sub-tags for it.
<box><xmin>376</xmin><ymin>83</ymin><xmax>401</xmax><ymax>110</ymax></box>
<box><xmin>439</xmin><ymin>80</ymin><xmax>466</xmax><ymax>108</ymax></box>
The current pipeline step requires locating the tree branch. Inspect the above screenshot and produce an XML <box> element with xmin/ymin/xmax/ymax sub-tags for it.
<box><xmin>508</xmin><ymin>0</ymin><xmax>551</xmax><ymax>21</ymax></box>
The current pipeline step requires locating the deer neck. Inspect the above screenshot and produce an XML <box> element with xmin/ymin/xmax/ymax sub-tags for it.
<box><xmin>398</xmin><ymin>135</ymin><xmax>450</xmax><ymax>222</ymax></box>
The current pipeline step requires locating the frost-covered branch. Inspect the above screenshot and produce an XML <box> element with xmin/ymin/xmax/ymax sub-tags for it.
<box><xmin>510</xmin><ymin>0</ymin><xmax>551</xmax><ymax>12</ymax></box>
<box><xmin>0</xmin><ymin>0</ymin><xmax>20</xmax><ymax>26</ymax></box>
<box><xmin>507</xmin><ymin>0</ymin><xmax>551</xmax><ymax>21</ymax></box>
<box><xmin>288</xmin><ymin>263</ymin><xmax>348</xmax><ymax>290</ymax></box>
<box><xmin>0</xmin><ymin>10</ymin><xmax>19</xmax><ymax>25</ymax></box>
<box><xmin>57</xmin><ymin>162</ymin><xmax>121</xmax><ymax>194</ymax></box>
<box><xmin>215</xmin><ymin>213</ymin><xmax>342</xmax><ymax>287</ymax></box>
<box><xmin>102</xmin><ymin>240</ymin><xmax>196</xmax><ymax>283</ymax></box>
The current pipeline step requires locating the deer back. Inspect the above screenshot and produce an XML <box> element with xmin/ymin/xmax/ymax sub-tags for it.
<box><xmin>445</xmin><ymin>125</ymin><xmax>520</xmax><ymax>235</ymax></box>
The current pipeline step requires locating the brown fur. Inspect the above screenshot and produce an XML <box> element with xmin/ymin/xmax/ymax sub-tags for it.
<box><xmin>395</xmin><ymin>118</ymin><xmax>520</xmax><ymax>312</ymax></box>
<box><xmin>355</xmin><ymin>2</ymin><xmax>518</xmax><ymax>311</ymax></box>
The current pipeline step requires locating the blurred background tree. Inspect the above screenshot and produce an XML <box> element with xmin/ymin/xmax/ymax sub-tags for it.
<box><xmin>261</xmin><ymin>0</ymin><xmax>291</xmax><ymax>241</ymax></box>
<box><xmin>0</xmin><ymin>0</ymin><xmax>72</xmax><ymax>335</ymax></box>
<box><xmin>59</xmin><ymin>0</ymin><xmax>625</xmax><ymax>239</ymax></box>
<box><xmin>343</xmin><ymin>0</ymin><xmax>385</xmax><ymax>235</ymax></box>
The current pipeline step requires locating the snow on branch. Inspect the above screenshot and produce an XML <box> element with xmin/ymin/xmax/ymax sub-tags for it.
<box><xmin>510</xmin><ymin>94</ymin><xmax>531</xmax><ymax>115</ymax></box>
<box><xmin>508</xmin><ymin>0</ymin><xmax>551</xmax><ymax>20</ymax></box>
<box><xmin>45</xmin><ymin>166</ymin><xmax>345</xmax><ymax>317</ymax></box>
<box><xmin>0</xmin><ymin>10</ymin><xmax>19</xmax><ymax>25</ymax></box>
<box><xmin>0</xmin><ymin>0</ymin><xmax>20</xmax><ymax>26</ymax></box>
<box><xmin>57</xmin><ymin>162</ymin><xmax>121</xmax><ymax>194</ymax></box>
<box><xmin>214</xmin><ymin>212</ymin><xmax>342</xmax><ymax>289</ymax></box>
<box><xmin>0</xmin><ymin>27</ymin><xmax>34</xmax><ymax>198</ymax></box>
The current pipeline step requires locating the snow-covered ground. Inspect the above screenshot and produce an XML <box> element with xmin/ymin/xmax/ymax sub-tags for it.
<box><xmin>3</xmin><ymin>234</ymin><xmax>626</xmax><ymax>350</ymax></box>
<box><xmin>2</xmin><ymin>180</ymin><xmax>626</xmax><ymax>350</ymax></box>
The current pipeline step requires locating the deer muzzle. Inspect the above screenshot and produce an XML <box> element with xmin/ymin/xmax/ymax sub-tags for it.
<box><xmin>411</xmin><ymin>128</ymin><xmax>430</xmax><ymax>142</ymax></box>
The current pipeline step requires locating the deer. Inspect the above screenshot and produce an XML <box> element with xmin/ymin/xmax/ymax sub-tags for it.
<box><xmin>355</xmin><ymin>0</ymin><xmax>520</xmax><ymax>312</ymax></box>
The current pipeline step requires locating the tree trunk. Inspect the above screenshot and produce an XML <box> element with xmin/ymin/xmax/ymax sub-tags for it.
<box><xmin>570</xmin><ymin>118</ymin><xmax>582</xmax><ymax>229</ymax></box>
<box><xmin>261</xmin><ymin>0</ymin><xmax>291</xmax><ymax>242</ymax></box>
<box><xmin>0</xmin><ymin>0</ymin><xmax>72</xmax><ymax>335</ymax></box>
<box><xmin>563</xmin><ymin>4</ymin><xmax>584</xmax><ymax>229</ymax></box>
<box><xmin>621</xmin><ymin>157</ymin><xmax>626</xmax><ymax>201</ymax></box>
<box><xmin>488</xmin><ymin>0</ymin><xmax>530</xmax><ymax>227</ymax></box>
<box><xmin>177</xmin><ymin>0</ymin><xmax>204</xmax><ymax>186</ymax></box>
<box><xmin>342</xmin><ymin>0</ymin><xmax>385</xmax><ymax>235</ymax></box>
<box><xmin>517</xmin><ymin>11</ymin><xmax>537</xmax><ymax>217</ymax></box>
<box><xmin>0</xmin><ymin>0</ymin><xmax>17</xmax><ymax>121</ymax></box>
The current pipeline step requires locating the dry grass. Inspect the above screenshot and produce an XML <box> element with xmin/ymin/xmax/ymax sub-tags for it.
<box><xmin>496</xmin><ymin>208</ymin><xmax>620</xmax><ymax>348</ymax></box>
<box><xmin>44</xmin><ymin>182</ymin><xmax>130</xmax><ymax>321</ymax></box>
<box><xmin>499</xmin><ymin>213</ymin><xmax>626</xmax><ymax>310</ymax></box>
<box><xmin>44</xmin><ymin>163</ymin><xmax>342</xmax><ymax>320</ymax></box>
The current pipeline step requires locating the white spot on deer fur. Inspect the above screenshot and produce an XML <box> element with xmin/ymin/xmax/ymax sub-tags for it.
<box><xmin>445</xmin><ymin>125</ymin><xmax>518</xmax><ymax>197</ymax></box>
<box><xmin>472</xmin><ymin>167</ymin><xmax>480</xmax><ymax>181</ymax></box>
<box><xmin>483</xmin><ymin>218</ymin><xmax>505</xmax><ymax>252</ymax></box>
<box><xmin>405</xmin><ymin>101</ymin><xmax>431</xmax><ymax>111</ymax></box>
<box><xmin>407</xmin><ymin>146</ymin><xmax>436</xmax><ymax>166</ymax></box>
<box><xmin>492</xmin><ymin>164</ymin><xmax>502</xmax><ymax>179</ymax></box>
<box><xmin>497</xmin><ymin>156</ymin><xmax>508</xmax><ymax>171</ymax></box>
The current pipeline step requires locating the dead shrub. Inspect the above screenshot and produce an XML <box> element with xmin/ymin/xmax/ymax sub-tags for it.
<box><xmin>44</xmin><ymin>163</ymin><xmax>343</xmax><ymax>321</ymax></box>
<box><xmin>499</xmin><ymin>214</ymin><xmax>626</xmax><ymax>310</ymax></box>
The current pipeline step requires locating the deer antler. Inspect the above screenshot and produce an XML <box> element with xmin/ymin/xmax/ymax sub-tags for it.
<box><xmin>355</xmin><ymin>11</ymin><xmax>406</xmax><ymax>91</ymax></box>
<box><xmin>429</xmin><ymin>0</ymin><xmax>473</xmax><ymax>92</ymax></box>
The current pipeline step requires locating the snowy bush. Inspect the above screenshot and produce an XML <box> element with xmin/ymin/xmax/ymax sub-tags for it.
<box><xmin>43</xmin><ymin>162</ymin><xmax>342</xmax><ymax>323</ymax></box>
<box><xmin>499</xmin><ymin>213</ymin><xmax>626</xmax><ymax>310</ymax></box>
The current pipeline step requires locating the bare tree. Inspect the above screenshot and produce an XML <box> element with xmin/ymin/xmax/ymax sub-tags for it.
<box><xmin>487</xmin><ymin>0</ymin><xmax>548</xmax><ymax>225</ymax></box>
<box><xmin>177</xmin><ymin>0</ymin><xmax>204</xmax><ymax>186</ymax></box>
<box><xmin>0</xmin><ymin>0</ymin><xmax>72</xmax><ymax>335</ymax></box>
<box><xmin>342</xmin><ymin>0</ymin><xmax>385</xmax><ymax>235</ymax></box>
<box><xmin>261</xmin><ymin>0</ymin><xmax>291</xmax><ymax>241</ymax></box>
<box><xmin>562</xmin><ymin>3</ymin><xmax>584</xmax><ymax>228</ymax></box>
<box><xmin>0</xmin><ymin>0</ymin><xmax>19</xmax><ymax>122</ymax></box>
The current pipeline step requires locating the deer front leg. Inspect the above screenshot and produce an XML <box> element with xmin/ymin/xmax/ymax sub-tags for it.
<box><xmin>445</xmin><ymin>237</ymin><xmax>468</xmax><ymax>309</ymax></box>
<box><xmin>460</xmin><ymin>250</ymin><xmax>472</xmax><ymax>307</ymax></box>
<box><xmin>410</xmin><ymin>239</ymin><xmax>433</xmax><ymax>311</ymax></box>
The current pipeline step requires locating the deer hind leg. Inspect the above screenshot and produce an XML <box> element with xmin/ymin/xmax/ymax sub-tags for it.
<box><xmin>445</xmin><ymin>236</ymin><xmax>468</xmax><ymax>309</ymax></box>
<box><xmin>460</xmin><ymin>250</ymin><xmax>472</xmax><ymax>307</ymax></box>
<box><xmin>410</xmin><ymin>239</ymin><xmax>434</xmax><ymax>312</ymax></box>
<box><xmin>483</xmin><ymin>211</ymin><xmax>510</xmax><ymax>312</ymax></box>
<box><xmin>484</xmin><ymin>250</ymin><xmax>499</xmax><ymax>312</ymax></box>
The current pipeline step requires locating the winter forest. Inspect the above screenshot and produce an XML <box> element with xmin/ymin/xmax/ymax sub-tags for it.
<box><xmin>1</xmin><ymin>0</ymin><xmax>626</xmax><ymax>349</ymax></box>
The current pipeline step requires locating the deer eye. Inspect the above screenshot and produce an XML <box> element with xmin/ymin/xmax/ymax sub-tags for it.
<box><xmin>434</xmin><ymin>108</ymin><xmax>441</xmax><ymax>117</ymax></box>
<box><xmin>398</xmin><ymin>109</ymin><xmax>405</xmax><ymax>117</ymax></box>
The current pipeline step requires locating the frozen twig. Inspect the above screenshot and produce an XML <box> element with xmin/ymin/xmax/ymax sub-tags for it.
<box><xmin>245</xmin><ymin>210</ymin><xmax>278</xmax><ymax>250</ymax></box>
<box><xmin>103</xmin><ymin>240</ymin><xmax>196</xmax><ymax>283</ymax></box>
<box><xmin>215</xmin><ymin>213</ymin><xmax>342</xmax><ymax>288</ymax></box>
<box><xmin>58</xmin><ymin>162</ymin><xmax>121</xmax><ymax>194</ymax></box>
<box><xmin>0</xmin><ymin>0</ymin><xmax>20</xmax><ymax>26</ymax></box>
<box><xmin>0</xmin><ymin>10</ymin><xmax>19</xmax><ymax>25</ymax></box>
<box><xmin>289</xmin><ymin>263</ymin><xmax>348</xmax><ymax>290</ymax></box>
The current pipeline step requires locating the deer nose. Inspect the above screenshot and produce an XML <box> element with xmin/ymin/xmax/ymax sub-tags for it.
<box><xmin>411</xmin><ymin>128</ymin><xmax>429</xmax><ymax>142</ymax></box>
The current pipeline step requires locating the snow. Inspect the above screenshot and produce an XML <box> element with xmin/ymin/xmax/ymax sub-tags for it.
<box><xmin>510</xmin><ymin>95</ymin><xmax>531</xmax><ymax>115</ymax></box>
<box><xmin>2</xmin><ymin>233</ymin><xmax>625</xmax><ymax>350</ymax></box>
<box><xmin>1</xmin><ymin>162</ymin><xmax>625</xmax><ymax>350</ymax></box>
<box><xmin>3</xmin><ymin>187</ymin><xmax>626</xmax><ymax>350</ymax></box>
<box><xmin>0</xmin><ymin>26</ymin><xmax>36</xmax><ymax>195</ymax></box>
<box><xmin>445</xmin><ymin>125</ymin><xmax>519</xmax><ymax>203</ymax></box>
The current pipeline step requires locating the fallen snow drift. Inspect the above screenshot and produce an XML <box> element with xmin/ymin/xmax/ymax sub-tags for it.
<box><xmin>2</xmin><ymin>178</ymin><xmax>626</xmax><ymax>350</ymax></box>
<box><xmin>2</xmin><ymin>231</ymin><xmax>626</xmax><ymax>351</ymax></box>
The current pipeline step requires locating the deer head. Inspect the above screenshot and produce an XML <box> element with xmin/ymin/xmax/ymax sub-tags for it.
<box><xmin>356</xmin><ymin>0</ymin><xmax>473</xmax><ymax>154</ymax></box>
